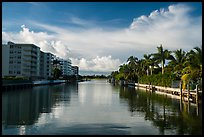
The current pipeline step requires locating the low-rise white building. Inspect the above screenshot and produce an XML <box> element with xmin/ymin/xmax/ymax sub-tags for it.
<box><xmin>2</xmin><ymin>41</ymin><xmax>41</xmax><ymax>80</ymax></box>
<box><xmin>71</xmin><ymin>66</ymin><xmax>79</xmax><ymax>76</ymax></box>
<box><xmin>2</xmin><ymin>44</ymin><xmax>9</xmax><ymax>77</ymax></box>
<box><xmin>40</xmin><ymin>51</ymin><xmax>55</xmax><ymax>79</ymax></box>
<box><xmin>58</xmin><ymin>58</ymin><xmax>72</xmax><ymax>76</ymax></box>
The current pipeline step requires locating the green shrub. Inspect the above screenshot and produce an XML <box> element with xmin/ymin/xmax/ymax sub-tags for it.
<box><xmin>139</xmin><ymin>73</ymin><xmax>177</xmax><ymax>87</ymax></box>
<box><xmin>115</xmin><ymin>73</ymin><xmax>125</xmax><ymax>81</ymax></box>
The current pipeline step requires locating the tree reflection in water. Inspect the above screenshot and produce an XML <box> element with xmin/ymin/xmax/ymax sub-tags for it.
<box><xmin>119</xmin><ymin>86</ymin><xmax>202</xmax><ymax>135</ymax></box>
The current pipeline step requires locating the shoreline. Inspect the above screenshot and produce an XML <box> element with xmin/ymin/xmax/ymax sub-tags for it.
<box><xmin>2</xmin><ymin>79</ymin><xmax>79</xmax><ymax>91</ymax></box>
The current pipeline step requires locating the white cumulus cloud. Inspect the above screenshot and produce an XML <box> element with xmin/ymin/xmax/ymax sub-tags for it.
<box><xmin>70</xmin><ymin>56</ymin><xmax>121</xmax><ymax>72</ymax></box>
<box><xmin>2</xmin><ymin>3</ymin><xmax>202</xmax><ymax>74</ymax></box>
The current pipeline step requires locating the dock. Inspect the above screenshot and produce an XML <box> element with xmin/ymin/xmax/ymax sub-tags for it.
<box><xmin>134</xmin><ymin>83</ymin><xmax>202</xmax><ymax>104</ymax></box>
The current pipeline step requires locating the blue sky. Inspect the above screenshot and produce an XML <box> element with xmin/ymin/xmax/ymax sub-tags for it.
<box><xmin>2</xmin><ymin>2</ymin><xmax>202</xmax><ymax>31</ymax></box>
<box><xmin>2</xmin><ymin>2</ymin><xmax>202</xmax><ymax>75</ymax></box>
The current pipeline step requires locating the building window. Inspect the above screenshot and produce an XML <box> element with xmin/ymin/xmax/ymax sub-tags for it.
<box><xmin>17</xmin><ymin>71</ymin><xmax>21</xmax><ymax>74</ymax></box>
<box><xmin>9</xmin><ymin>71</ymin><xmax>12</xmax><ymax>74</ymax></box>
<box><xmin>10</xmin><ymin>45</ymin><xmax>14</xmax><ymax>48</ymax></box>
<box><xmin>10</xmin><ymin>51</ymin><xmax>13</xmax><ymax>54</ymax></box>
<box><xmin>9</xmin><ymin>61</ymin><xmax>13</xmax><ymax>64</ymax></box>
<box><xmin>18</xmin><ymin>56</ymin><xmax>21</xmax><ymax>59</ymax></box>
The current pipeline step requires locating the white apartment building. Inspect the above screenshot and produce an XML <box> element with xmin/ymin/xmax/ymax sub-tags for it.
<box><xmin>58</xmin><ymin>58</ymin><xmax>72</xmax><ymax>76</ymax></box>
<box><xmin>2</xmin><ymin>41</ymin><xmax>41</xmax><ymax>80</ymax></box>
<box><xmin>40</xmin><ymin>51</ymin><xmax>55</xmax><ymax>79</ymax></box>
<box><xmin>67</xmin><ymin>59</ymin><xmax>72</xmax><ymax>75</ymax></box>
<box><xmin>2</xmin><ymin>44</ymin><xmax>9</xmax><ymax>77</ymax></box>
<box><xmin>71</xmin><ymin>66</ymin><xmax>79</xmax><ymax>76</ymax></box>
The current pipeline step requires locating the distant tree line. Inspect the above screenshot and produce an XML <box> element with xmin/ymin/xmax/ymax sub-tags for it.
<box><xmin>82</xmin><ymin>75</ymin><xmax>107</xmax><ymax>79</ymax></box>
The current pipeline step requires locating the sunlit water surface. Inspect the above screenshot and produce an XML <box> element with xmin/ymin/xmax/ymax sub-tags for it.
<box><xmin>2</xmin><ymin>80</ymin><xmax>202</xmax><ymax>135</ymax></box>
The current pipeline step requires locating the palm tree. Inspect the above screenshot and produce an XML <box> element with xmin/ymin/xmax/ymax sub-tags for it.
<box><xmin>187</xmin><ymin>46</ymin><xmax>202</xmax><ymax>71</ymax></box>
<box><xmin>118</xmin><ymin>64</ymin><xmax>130</xmax><ymax>80</ymax></box>
<box><xmin>127</xmin><ymin>56</ymin><xmax>138</xmax><ymax>67</ymax></box>
<box><xmin>137</xmin><ymin>59</ymin><xmax>146</xmax><ymax>77</ymax></box>
<box><xmin>110</xmin><ymin>71</ymin><xmax>119</xmax><ymax>81</ymax></box>
<box><xmin>152</xmin><ymin>44</ymin><xmax>173</xmax><ymax>74</ymax></box>
<box><xmin>127</xmin><ymin>56</ymin><xmax>139</xmax><ymax>82</ymax></box>
<box><xmin>143</xmin><ymin>54</ymin><xmax>154</xmax><ymax>76</ymax></box>
<box><xmin>181</xmin><ymin>46</ymin><xmax>202</xmax><ymax>89</ymax></box>
<box><xmin>53</xmin><ymin>68</ymin><xmax>62</xmax><ymax>79</ymax></box>
<box><xmin>168</xmin><ymin>49</ymin><xmax>186</xmax><ymax>78</ymax></box>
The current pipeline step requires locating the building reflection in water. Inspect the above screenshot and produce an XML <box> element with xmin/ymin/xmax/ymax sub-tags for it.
<box><xmin>19</xmin><ymin>125</ymin><xmax>26</xmax><ymax>135</ymax></box>
<box><xmin>118</xmin><ymin>86</ymin><xmax>202</xmax><ymax>135</ymax></box>
<box><xmin>2</xmin><ymin>83</ymin><xmax>79</xmax><ymax>128</ymax></box>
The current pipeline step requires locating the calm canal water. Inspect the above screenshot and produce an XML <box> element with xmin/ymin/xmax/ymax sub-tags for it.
<box><xmin>2</xmin><ymin>79</ymin><xmax>202</xmax><ymax>135</ymax></box>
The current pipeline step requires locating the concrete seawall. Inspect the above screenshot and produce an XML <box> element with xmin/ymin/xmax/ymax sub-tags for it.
<box><xmin>33</xmin><ymin>80</ymin><xmax>66</xmax><ymax>85</ymax></box>
<box><xmin>108</xmin><ymin>80</ymin><xmax>202</xmax><ymax>105</ymax></box>
<box><xmin>134</xmin><ymin>83</ymin><xmax>202</xmax><ymax>104</ymax></box>
<box><xmin>2</xmin><ymin>80</ymin><xmax>67</xmax><ymax>91</ymax></box>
